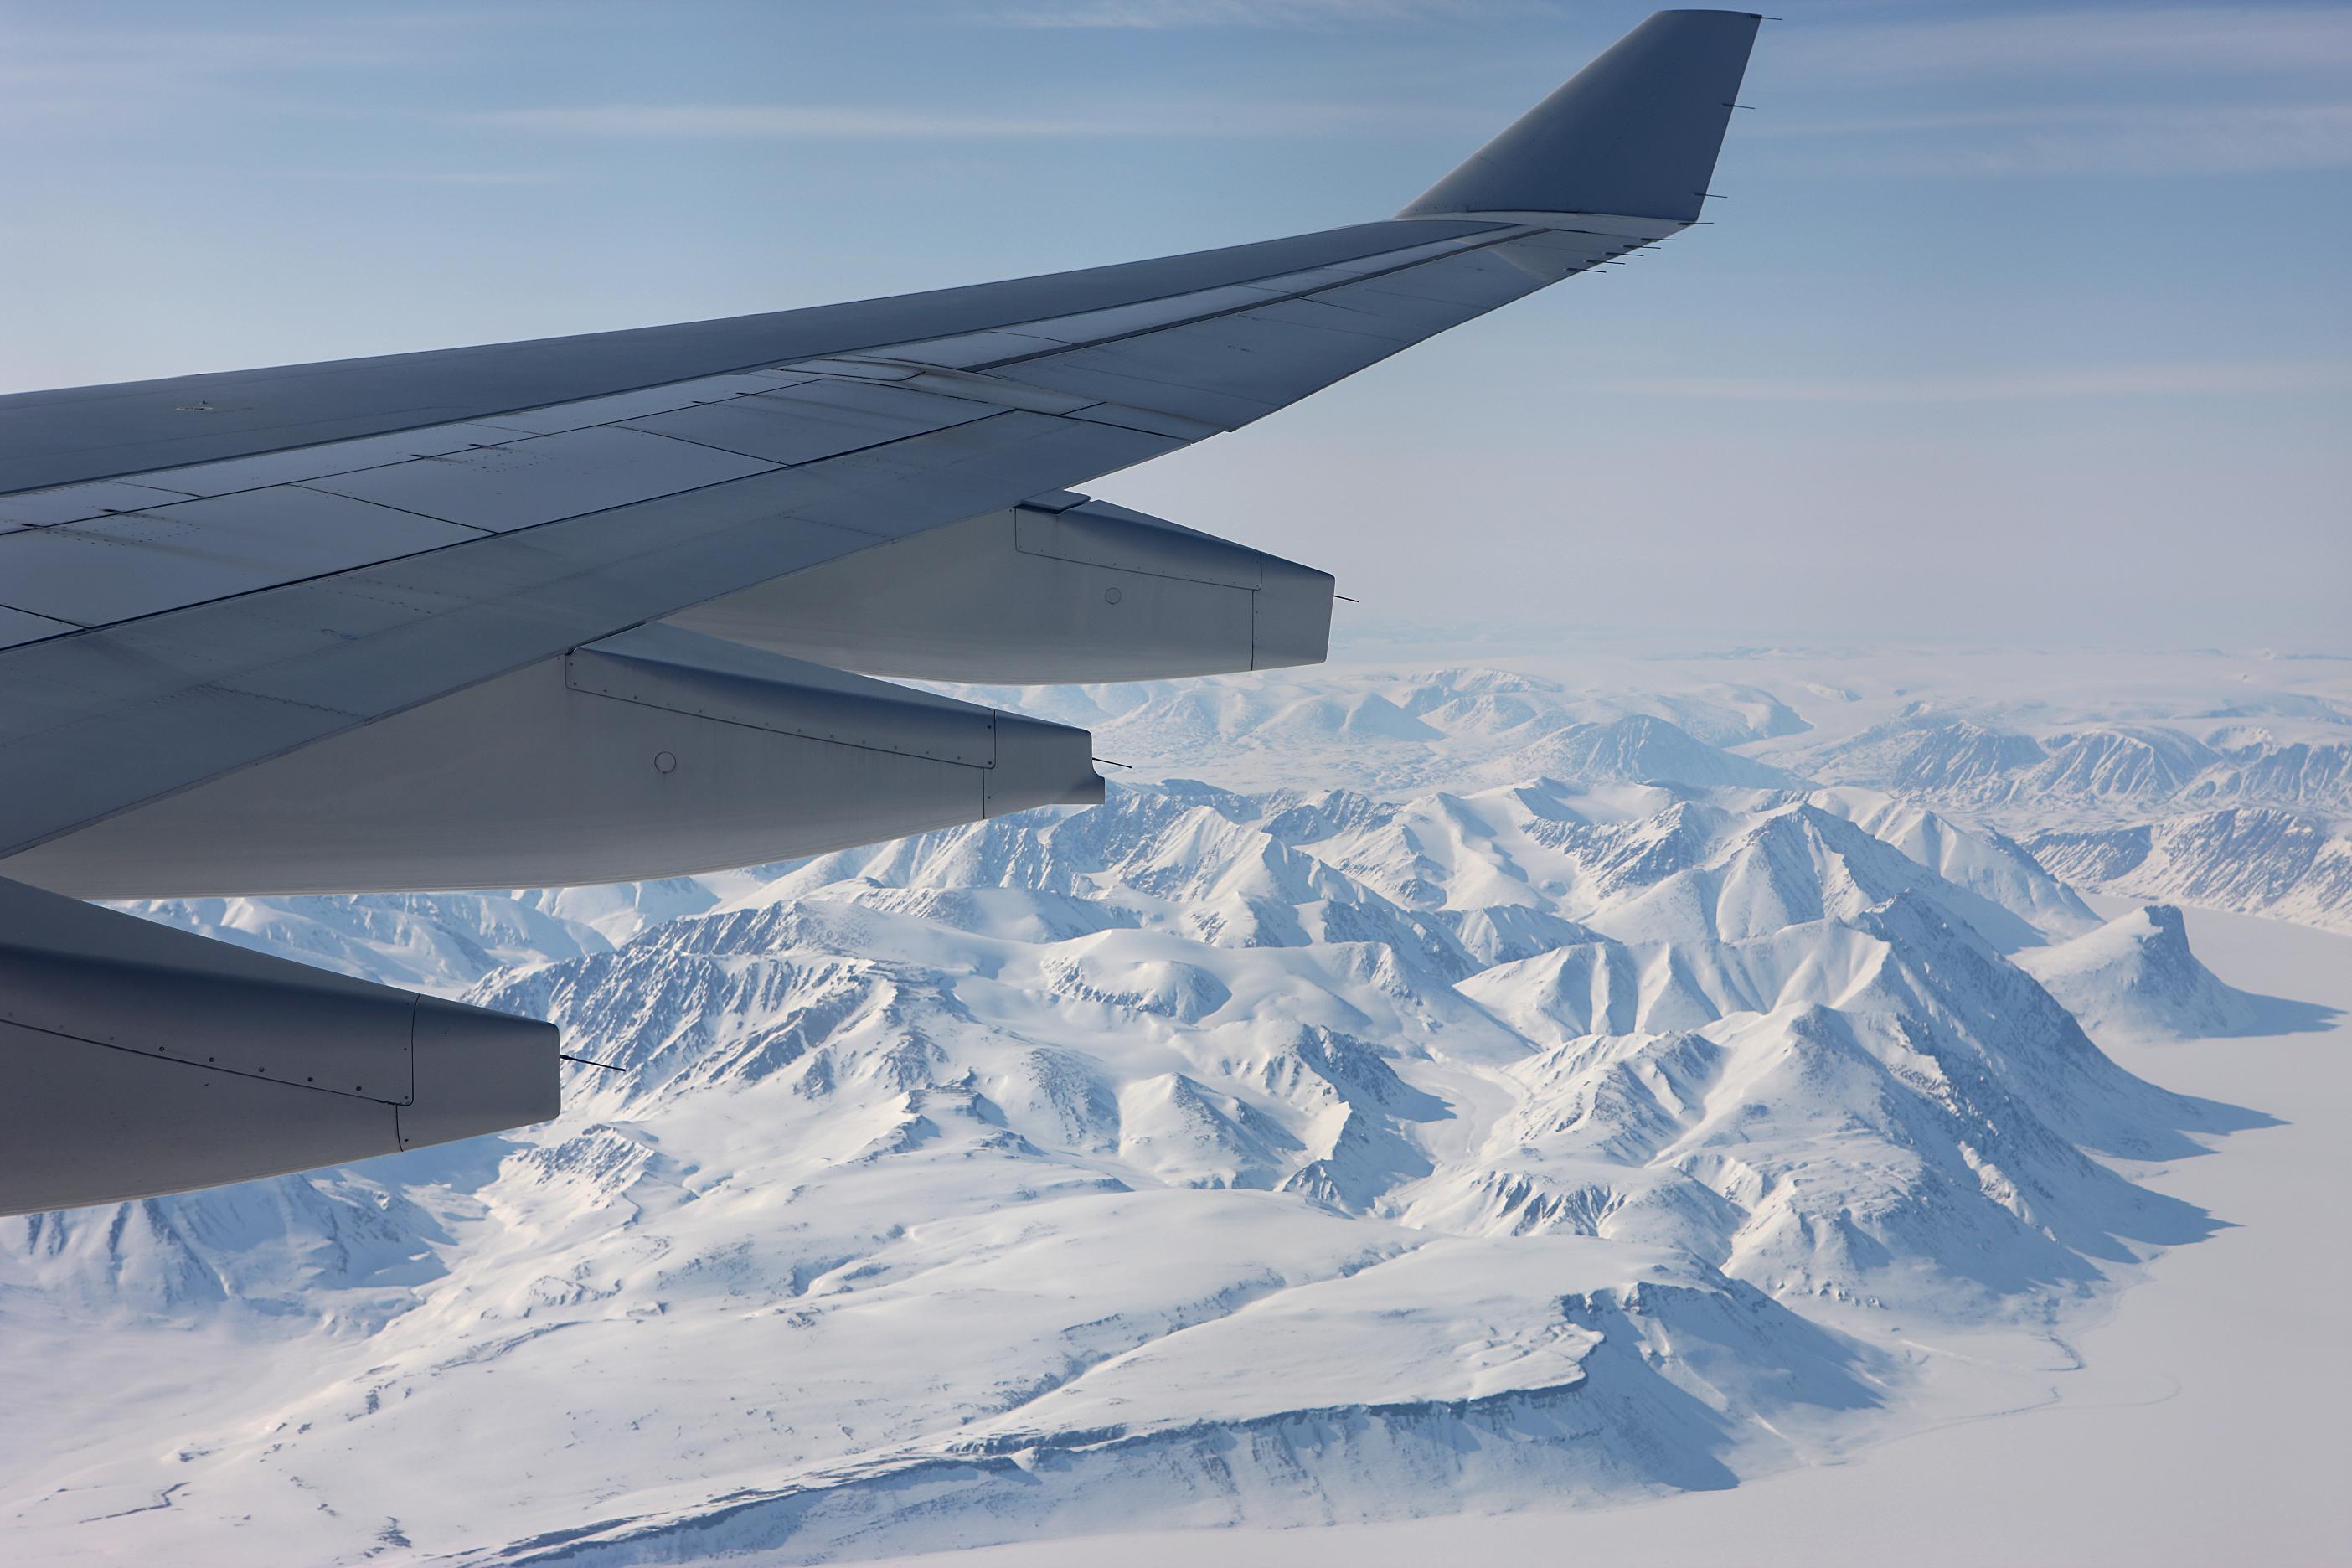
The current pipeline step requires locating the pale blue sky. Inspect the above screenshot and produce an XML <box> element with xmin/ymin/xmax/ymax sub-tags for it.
<box><xmin>3</xmin><ymin>2</ymin><xmax>2345</xmax><ymax>647</ymax></box>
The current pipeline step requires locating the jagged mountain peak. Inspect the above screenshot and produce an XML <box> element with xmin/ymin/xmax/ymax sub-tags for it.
<box><xmin>1509</xmin><ymin>714</ymin><xmax>1805</xmax><ymax>792</ymax></box>
<box><xmin>2017</xmin><ymin>902</ymin><xmax>2302</xmax><ymax>1042</ymax></box>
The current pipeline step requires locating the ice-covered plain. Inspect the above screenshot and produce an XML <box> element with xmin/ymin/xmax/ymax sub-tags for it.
<box><xmin>3</xmin><ymin>637</ymin><xmax>2344</xmax><ymax>1565</ymax></box>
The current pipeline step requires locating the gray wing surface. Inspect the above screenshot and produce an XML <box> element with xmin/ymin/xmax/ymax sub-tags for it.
<box><xmin>0</xmin><ymin>10</ymin><xmax>1761</xmax><ymax>1214</ymax></box>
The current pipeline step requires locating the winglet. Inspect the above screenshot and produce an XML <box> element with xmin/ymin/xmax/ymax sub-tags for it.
<box><xmin>1398</xmin><ymin>10</ymin><xmax>1762</xmax><ymax>226</ymax></box>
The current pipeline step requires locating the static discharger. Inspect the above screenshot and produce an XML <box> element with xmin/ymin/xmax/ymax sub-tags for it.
<box><xmin>561</xmin><ymin>1053</ymin><xmax>629</xmax><ymax>1073</ymax></box>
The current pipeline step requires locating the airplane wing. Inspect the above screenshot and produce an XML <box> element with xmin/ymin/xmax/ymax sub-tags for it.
<box><xmin>0</xmin><ymin>11</ymin><xmax>1761</xmax><ymax>1213</ymax></box>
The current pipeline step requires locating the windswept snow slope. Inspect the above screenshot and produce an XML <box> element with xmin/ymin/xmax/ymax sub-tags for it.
<box><xmin>2016</xmin><ymin>903</ymin><xmax>2335</xmax><ymax>1043</ymax></box>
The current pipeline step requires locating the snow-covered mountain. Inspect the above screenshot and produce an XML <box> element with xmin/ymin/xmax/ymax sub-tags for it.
<box><xmin>2028</xmin><ymin>808</ymin><xmax>2352</xmax><ymax>936</ymax></box>
<box><xmin>2014</xmin><ymin>904</ymin><xmax>2313</xmax><ymax>1043</ymax></box>
<box><xmin>1807</xmin><ymin>717</ymin><xmax>2352</xmax><ymax>819</ymax></box>
<box><xmin>926</xmin><ymin>648</ymin><xmax>2352</xmax><ymax>932</ymax></box>
<box><xmin>1782</xmin><ymin>709</ymin><xmax>2352</xmax><ymax>932</ymax></box>
<box><xmin>934</xmin><ymin>667</ymin><xmax>1814</xmax><ymax>799</ymax></box>
<box><xmin>1</xmin><ymin>764</ymin><xmax>2258</xmax><ymax>1565</ymax></box>
<box><xmin>953</xmin><ymin>654</ymin><xmax>2352</xmax><ymax>938</ymax></box>
<box><xmin>121</xmin><ymin>890</ymin><xmax>616</xmax><ymax>992</ymax></box>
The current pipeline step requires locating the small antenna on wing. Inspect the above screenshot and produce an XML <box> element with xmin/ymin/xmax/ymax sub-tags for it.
<box><xmin>561</xmin><ymin>1053</ymin><xmax>627</xmax><ymax>1073</ymax></box>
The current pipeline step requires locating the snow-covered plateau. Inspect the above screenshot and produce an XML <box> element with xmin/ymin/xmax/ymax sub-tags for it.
<box><xmin>3</xmin><ymin>638</ymin><xmax>2344</xmax><ymax>1565</ymax></box>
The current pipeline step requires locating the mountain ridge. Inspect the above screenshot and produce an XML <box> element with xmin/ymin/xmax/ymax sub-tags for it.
<box><xmin>3</xmin><ymin>769</ymin><xmax>2269</xmax><ymax>1565</ymax></box>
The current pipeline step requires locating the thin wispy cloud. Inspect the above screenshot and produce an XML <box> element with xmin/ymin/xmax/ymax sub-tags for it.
<box><xmin>1604</xmin><ymin>363</ymin><xmax>2352</xmax><ymax>404</ymax></box>
<box><xmin>261</xmin><ymin>166</ymin><xmax>563</xmax><ymax>186</ymax></box>
<box><xmin>477</xmin><ymin>105</ymin><xmax>1117</xmax><ymax>140</ymax></box>
<box><xmin>0</xmin><ymin>11</ymin><xmax>495</xmax><ymax>126</ymax></box>
<box><xmin>1751</xmin><ymin>101</ymin><xmax>2352</xmax><ymax>176</ymax></box>
<box><xmin>0</xmin><ymin>13</ymin><xmax>477</xmax><ymax>89</ymax></box>
<box><xmin>467</xmin><ymin>99</ymin><xmax>1470</xmax><ymax>141</ymax></box>
<box><xmin>986</xmin><ymin>0</ymin><xmax>1542</xmax><ymax>28</ymax></box>
<box><xmin>1777</xmin><ymin>6</ymin><xmax>2352</xmax><ymax>80</ymax></box>
<box><xmin>0</xmin><ymin>26</ymin><xmax>400</xmax><ymax>85</ymax></box>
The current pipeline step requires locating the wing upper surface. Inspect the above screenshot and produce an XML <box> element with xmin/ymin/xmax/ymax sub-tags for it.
<box><xmin>0</xmin><ymin>8</ymin><xmax>1767</xmax><ymax>1215</ymax></box>
<box><xmin>0</xmin><ymin>222</ymin><xmax>1566</xmax><ymax>853</ymax></box>
<box><xmin>0</xmin><ymin>221</ymin><xmax>1502</xmax><ymax>497</ymax></box>
<box><xmin>0</xmin><ymin>11</ymin><xmax>1761</xmax><ymax>864</ymax></box>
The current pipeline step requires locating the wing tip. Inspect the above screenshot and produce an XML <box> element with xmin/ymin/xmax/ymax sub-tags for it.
<box><xmin>1397</xmin><ymin>9</ymin><xmax>1763</xmax><ymax>227</ymax></box>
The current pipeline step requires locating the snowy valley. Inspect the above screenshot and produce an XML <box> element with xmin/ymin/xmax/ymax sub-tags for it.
<box><xmin>2</xmin><ymin>641</ymin><xmax>2344</xmax><ymax>1565</ymax></box>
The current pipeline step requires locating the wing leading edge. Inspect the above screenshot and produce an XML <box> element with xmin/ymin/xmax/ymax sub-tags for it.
<box><xmin>0</xmin><ymin>11</ymin><xmax>1762</xmax><ymax>1214</ymax></box>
